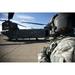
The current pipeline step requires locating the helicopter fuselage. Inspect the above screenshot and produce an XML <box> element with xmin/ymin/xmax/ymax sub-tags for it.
<box><xmin>1</xmin><ymin>21</ymin><xmax>50</xmax><ymax>40</ymax></box>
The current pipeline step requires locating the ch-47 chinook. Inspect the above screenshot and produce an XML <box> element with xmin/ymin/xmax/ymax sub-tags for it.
<box><xmin>1</xmin><ymin>13</ymin><xmax>52</xmax><ymax>41</ymax></box>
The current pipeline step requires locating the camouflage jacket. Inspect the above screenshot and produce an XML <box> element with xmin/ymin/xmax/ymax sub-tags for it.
<box><xmin>38</xmin><ymin>36</ymin><xmax>75</xmax><ymax>62</ymax></box>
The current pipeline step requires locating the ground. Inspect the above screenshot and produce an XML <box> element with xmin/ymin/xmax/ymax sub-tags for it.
<box><xmin>0</xmin><ymin>35</ymin><xmax>49</xmax><ymax>62</ymax></box>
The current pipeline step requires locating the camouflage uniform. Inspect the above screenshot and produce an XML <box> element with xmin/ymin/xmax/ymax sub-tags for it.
<box><xmin>38</xmin><ymin>36</ymin><xmax>75</xmax><ymax>62</ymax></box>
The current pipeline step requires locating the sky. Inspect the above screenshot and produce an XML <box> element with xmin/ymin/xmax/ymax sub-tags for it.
<box><xmin>0</xmin><ymin>13</ymin><xmax>56</xmax><ymax>32</ymax></box>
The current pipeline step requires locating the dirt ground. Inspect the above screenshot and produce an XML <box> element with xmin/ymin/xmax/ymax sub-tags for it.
<box><xmin>0</xmin><ymin>35</ymin><xmax>49</xmax><ymax>62</ymax></box>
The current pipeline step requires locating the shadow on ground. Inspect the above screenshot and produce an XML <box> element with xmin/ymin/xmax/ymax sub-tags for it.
<box><xmin>0</xmin><ymin>39</ymin><xmax>49</xmax><ymax>46</ymax></box>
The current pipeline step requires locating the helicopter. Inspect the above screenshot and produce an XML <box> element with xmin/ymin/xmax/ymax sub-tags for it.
<box><xmin>1</xmin><ymin>13</ymin><xmax>51</xmax><ymax>40</ymax></box>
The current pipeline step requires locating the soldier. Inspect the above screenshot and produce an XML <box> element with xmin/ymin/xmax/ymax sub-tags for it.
<box><xmin>38</xmin><ymin>13</ymin><xmax>75</xmax><ymax>62</ymax></box>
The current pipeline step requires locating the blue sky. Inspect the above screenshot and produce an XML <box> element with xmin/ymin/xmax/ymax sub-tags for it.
<box><xmin>0</xmin><ymin>13</ymin><xmax>56</xmax><ymax>31</ymax></box>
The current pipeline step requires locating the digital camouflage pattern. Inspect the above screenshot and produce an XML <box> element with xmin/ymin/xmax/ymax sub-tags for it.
<box><xmin>38</xmin><ymin>36</ymin><xmax>75</xmax><ymax>62</ymax></box>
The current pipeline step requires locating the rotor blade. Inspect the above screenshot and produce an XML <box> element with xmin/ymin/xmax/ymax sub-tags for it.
<box><xmin>8</xmin><ymin>13</ymin><xmax>14</xmax><ymax>20</ymax></box>
<box><xmin>22</xmin><ymin>22</ymin><xmax>46</xmax><ymax>25</ymax></box>
<box><xmin>18</xmin><ymin>24</ymin><xmax>26</xmax><ymax>28</ymax></box>
<box><xmin>10</xmin><ymin>20</ymin><xmax>26</xmax><ymax>28</ymax></box>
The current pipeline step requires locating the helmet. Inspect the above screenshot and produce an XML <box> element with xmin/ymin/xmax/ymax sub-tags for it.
<box><xmin>50</xmin><ymin>13</ymin><xmax>75</xmax><ymax>37</ymax></box>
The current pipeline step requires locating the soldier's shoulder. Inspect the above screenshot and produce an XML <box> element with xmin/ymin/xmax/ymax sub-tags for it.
<box><xmin>59</xmin><ymin>36</ymin><xmax>75</xmax><ymax>47</ymax></box>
